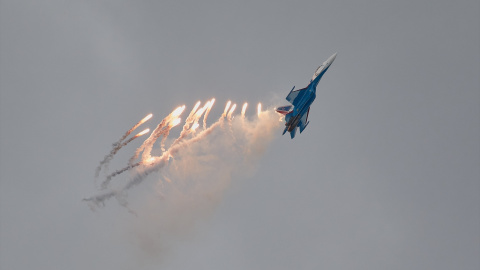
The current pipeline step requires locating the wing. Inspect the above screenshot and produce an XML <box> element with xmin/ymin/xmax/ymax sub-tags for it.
<box><xmin>286</xmin><ymin>87</ymin><xmax>307</xmax><ymax>104</ymax></box>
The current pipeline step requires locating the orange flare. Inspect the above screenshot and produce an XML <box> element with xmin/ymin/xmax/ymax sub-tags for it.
<box><xmin>202</xmin><ymin>100</ymin><xmax>211</xmax><ymax>109</ymax></box>
<box><xmin>170</xmin><ymin>118</ymin><xmax>181</xmax><ymax>127</ymax></box>
<box><xmin>203</xmin><ymin>99</ymin><xmax>215</xmax><ymax>129</ymax></box>
<box><xmin>241</xmin><ymin>103</ymin><xmax>248</xmax><ymax>116</ymax></box>
<box><xmin>228</xmin><ymin>104</ymin><xmax>237</xmax><ymax>118</ymax></box>
<box><xmin>224</xmin><ymin>101</ymin><xmax>232</xmax><ymax>115</ymax></box>
<box><xmin>257</xmin><ymin>103</ymin><xmax>262</xmax><ymax>117</ymax></box>
<box><xmin>172</xmin><ymin>106</ymin><xmax>185</xmax><ymax>118</ymax></box>
<box><xmin>193</xmin><ymin>101</ymin><xmax>201</xmax><ymax>112</ymax></box>
<box><xmin>191</xmin><ymin>123</ymin><xmax>200</xmax><ymax>131</ymax></box>
<box><xmin>134</xmin><ymin>128</ymin><xmax>150</xmax><ymax>137</ymax></box>
<box><xmin>140</xmin><ymin>113</ymin><xmax>153</xmax><ymax>124</ymax></box>
<box><xmin>146</xmin><ymin>157</ymin><xmax>156</xmax><ymax>164</ymax></box>
<box><xmin>195</xmin><ymin>106</ymin><xmax>206</xmax><ymax>117</ymax></box>
<box><xmin>188</xmin><ymin>101</ymin><xmax>201</xmax><ymax>118</ymax></box>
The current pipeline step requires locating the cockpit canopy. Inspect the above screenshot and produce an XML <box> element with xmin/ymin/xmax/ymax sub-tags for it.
<box><xmin>312</xmin><ymin>65</ymin><xmax>324</xmax><ymax>81</ymax></box>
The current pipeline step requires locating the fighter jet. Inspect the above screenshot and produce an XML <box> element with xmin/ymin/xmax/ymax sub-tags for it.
<box><xmin>276</xmin><ymin>53</ymin><xmax>337</xmax><ymax>139</ymax></box>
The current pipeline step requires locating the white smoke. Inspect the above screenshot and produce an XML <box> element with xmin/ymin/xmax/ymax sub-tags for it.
<box><xmin>85</xmin><ymin>101</ymin><xmax>281</xmax><ymax>259</ymax></box>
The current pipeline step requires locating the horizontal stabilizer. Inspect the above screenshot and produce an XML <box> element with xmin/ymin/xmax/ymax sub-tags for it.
<box><xmin>276</xmin><ymin>105</ymin><xmax>293</xmax><ymax>115</ymax></box>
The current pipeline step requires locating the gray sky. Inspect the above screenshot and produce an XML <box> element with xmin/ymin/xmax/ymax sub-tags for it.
<box><xmin>1</xmin><ymin>0</ymin><xmax>479</xmax><ymax>269</ymax></box>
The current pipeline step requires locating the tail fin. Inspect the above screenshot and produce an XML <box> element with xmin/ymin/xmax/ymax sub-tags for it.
<box><xmin>299</xmin><ymin>121</ymin><xmax>309</xmax><ymax>133</ymax></box>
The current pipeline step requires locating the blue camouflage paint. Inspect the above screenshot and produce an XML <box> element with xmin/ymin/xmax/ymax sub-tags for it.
<box><xmin>276</xmin><ymin>53</ymin><xmax>337</xmax><ymax>139</ymax></box>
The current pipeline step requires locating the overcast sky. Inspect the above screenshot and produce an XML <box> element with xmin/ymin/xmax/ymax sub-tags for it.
<box><xmin>1</xmin><ymin>0</ymin><xmax>479</xmax><ymax>269</ymax></box>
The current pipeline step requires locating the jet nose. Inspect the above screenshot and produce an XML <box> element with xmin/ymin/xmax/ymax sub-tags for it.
<box><xmin>329</xmin><ymin>52</ymin><xmax>337</xmax><ymax>63</ymax></box>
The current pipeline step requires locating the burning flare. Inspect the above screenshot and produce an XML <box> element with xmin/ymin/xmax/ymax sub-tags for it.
<box><xmin>134</xmin><ymin>128</ymin><xmax>150</xmax><ymax>138</ymax></box>
<box><xmin>223</xmin><ymin>101</ymin><xmax>232</xmax><ymax>116</ymax></box>
<box><xmin>192</xmin><ymin>101</ymin><xmax>201</xmax><ymax>113</ymax></box>
<box><xmin>191</xmin><ymin>123</ymin><xmax>200</xmax><ymax>131</ymax></box>
<box><xmin>172</xmin><ymin>106</ymin><xmax>186</xmax><ymax>118</ymax></box>
<box><xmin>186</xmin><ymin>101</ymin><xmax>201</xmax><ymax>120</ymax></box>
<box><xmin>241</xmin><ymin>103</ymin><xmax>248</xmax><ymax>117</ymax></box>
<box><xmin>140</xmin><ymin>114</ymin><xmax>153</xmax><ymax>125</ymax></box>
<box><xmin>170</xmin><ymin>118</ymin><xmax>181</xmax><ymax>127</ymax></box>
<box><xmin>203</xmin><ymin>98</ymin><xmax>215</xmax><ymax>129</ymax></box>
<box><xmin>227</xmin><ymin>104</ymin><xmax>237</xmax><ymax>119</ymax></box>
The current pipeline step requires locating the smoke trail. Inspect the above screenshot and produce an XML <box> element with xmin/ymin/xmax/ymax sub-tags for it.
<box><xmin>160</xmin><ymin>118</ymin><xmax>182</xmax><ymax>152</ymax></box>
<box><xmin>98</xmin><ymin>162</ymin><xmax>141</xmax><ymax>190</ymax></box>
<box><xmin>171</xmin><ymin>101</ymin><xmax>209</xmax><ymax>147</ymax></box>
<box><xmin>92</xmin><ymin>112</ymin><xmax>225</xmax><ymax>197</ymax></box>
<box><xmin>116</xmin><ymin>128</ymin><xmax>150</xmax><ymax>148</ymax></box>
<box><xmin>87</xmin><ymin>101</ymin><xmax>280</xmax><ymax>209</ymax></box>
<box><xmin>124</xmin><ymin>114</ymin><xmax>153</xmax><ymax>140</ymax></box>
<box><xmin>96</xmin><ymin>103</ymin><xmax>216</xmax><ymax>191</ymax></box>
<box><xmin>94</xmin><ymin>114</ymin><xmax>152</xmax><ymax>178</ymax></box>
<box><xmin>101</xmin><ymin>109</ymin><xmax>183</xmax><ymax>190</ymax></box>
<box><xmin>130</xmin><ymin>106</ymin><xmax>185</xmax><ymax>164</ymax></box>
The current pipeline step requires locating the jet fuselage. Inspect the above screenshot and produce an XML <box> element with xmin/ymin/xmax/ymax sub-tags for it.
<box><xmin>277</xmin><ymin>53</ymin><xmax>337</xmax><ymax>138</ymax></box>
